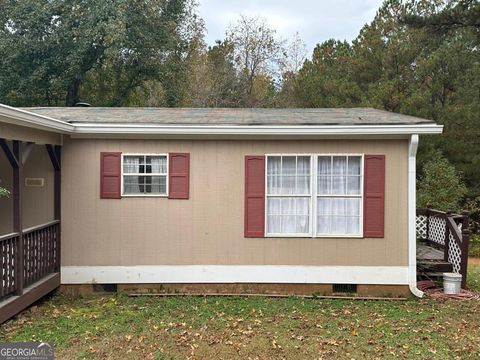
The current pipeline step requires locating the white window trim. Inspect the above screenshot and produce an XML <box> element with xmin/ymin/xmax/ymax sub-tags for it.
<box><xmin>264</xmin><ymin>154</ymin><xmax>313</xmax><ymax>238</ymax></box>
<box><xmin>121</xmin><ymin>153</ymin><xmax>169</xmax><ymax>197</ymax></box>
<box><xmin>315</xmin><ymin>154</ymin><xmax>364</xmax><ymax>238</ymax></box>
<box><xmin>265</xmin><ymin>154</ymin><xmax>364</xmax><ymax>238</ymax></box>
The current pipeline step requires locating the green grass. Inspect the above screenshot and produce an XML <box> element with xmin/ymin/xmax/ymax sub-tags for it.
<box><xmin>468</xmin><ymin>258</ymin><xmax>480</xmax><ymax>292</ymax></box>
<box><xmin>1</xmin><ymin>263</ymin><xmax>479</xmax><ymax>359</ymax></box>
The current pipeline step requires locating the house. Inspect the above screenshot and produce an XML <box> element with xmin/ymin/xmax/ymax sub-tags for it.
<box><xmin>0</xmin><ymin>105</ymin><xmax>443</xmax><ymax>320</ymax></box>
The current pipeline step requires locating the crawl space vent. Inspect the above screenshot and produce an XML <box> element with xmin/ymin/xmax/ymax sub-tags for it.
<box><xmin>332</xmin><ymin>284</ymin><xmax>357</xmax><ymax>294</ymax></box>
<box><xmin>25</xmin><ymin>178</ymin><xmax>45</xmax><ymax>187</ymax></box>
<box><xmin>93</xmin><ymin>284</ymin><xmax>118</xmax><ymax>293</ymax></box>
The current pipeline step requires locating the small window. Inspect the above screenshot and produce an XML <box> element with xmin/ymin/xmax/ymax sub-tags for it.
<box><xmin>122</xmin><ymin>154</ymin><xmax>168</xmax><ymax>195</ymax></box>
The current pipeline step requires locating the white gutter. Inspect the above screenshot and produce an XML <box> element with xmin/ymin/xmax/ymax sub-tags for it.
<box><xmin>0</xmin><ymin>103</ymin><xmax>74</xmax><ymax>133</ymax></box>
<box><xmin>72</xmin><ymin>123</ymin><xmax>444</xmax><ymax>136</ymax></box>
<box><xmin>408</xmin><ymin>134</ymin><xmax>423</xmax><ymax>298</ymax></box>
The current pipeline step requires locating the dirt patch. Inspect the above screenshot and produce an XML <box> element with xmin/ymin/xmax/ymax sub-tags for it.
<box><xmin>469</xmin><ymin>257</ymin><xmax>480</xmax><ymax>265</ymax></box>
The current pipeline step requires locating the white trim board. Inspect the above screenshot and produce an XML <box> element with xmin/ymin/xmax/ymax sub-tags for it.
<box><xmin>61</xmin><ymin>265</ymin><xmax>409</xmax><ymax>285</ymax></box>
<box><xmin>72</xmin><ymin>123</ymin><xmax>443</xmax><ymax>136</ymax></box>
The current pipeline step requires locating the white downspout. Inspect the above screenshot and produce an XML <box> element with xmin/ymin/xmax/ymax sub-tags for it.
<box><xmin>408</xmin><ymin>134</ymin><xmax>423</xmax><ymax>297</ymax></box>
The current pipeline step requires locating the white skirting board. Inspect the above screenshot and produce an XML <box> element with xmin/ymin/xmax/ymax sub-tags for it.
<box><xmin>61</xmin><ymin>265</ymin><xmax>409</xmax><ymax>285</ymax></box>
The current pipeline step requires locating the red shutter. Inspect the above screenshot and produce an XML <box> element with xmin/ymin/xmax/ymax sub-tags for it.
<box><xmin>363</xmin><ymin>155</ymin><xmax>385</xmax><ymax>238</ymax></box>
<box><xmin>244</xmin><ymin>155</ymin><xmax>265</xmax><ymax>237</ymax></box>
<box><xmin>169</xmin><ymin>153</ymin><xmax>190</xmax><ymax>199</ymax></box>
<box><xmin>100</xmin><ymin>152</ymin><xmax>121</xmax><ymax>199</ymax></box>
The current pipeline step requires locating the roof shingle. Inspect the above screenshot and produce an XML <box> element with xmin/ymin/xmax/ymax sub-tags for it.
<box><xmin>22</xmin><ymin>107</ymin><xmax>435</xmax><ymax>126</ymax></box>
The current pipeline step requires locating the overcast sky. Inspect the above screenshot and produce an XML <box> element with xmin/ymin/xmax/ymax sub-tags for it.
<box><xmin>198</xmin><ymin>0</ymin><xmax>384</xmax><ymax>56</ymax></box>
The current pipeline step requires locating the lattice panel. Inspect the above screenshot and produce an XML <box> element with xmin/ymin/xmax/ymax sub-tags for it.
<box><xmin>416</xmin><ymin>215</ymin><xmax>427</xmax><ymax>239</ymax></box>
<box><xmin>448</xmin><ymin>232</ymin><xmax>462</xmax><ymax>273</ymax></box>
<box><xmin>428</xmin><ymin>216</ymin><xmax>446</xmax><ymax>246</ymax></box>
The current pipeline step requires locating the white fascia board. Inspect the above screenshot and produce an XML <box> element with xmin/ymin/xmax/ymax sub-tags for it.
<box><xmin>0</xmin><ymin>104</ymin><xmax>74</xmax><ymax>133</ymax></box>
<box><xmin>61</xmin><ymin>265</ymin><xmax>409</xmax><ymax>285</ymax></box>
<box><xmin>72</xmin><ymin>123</ymin><xmax>444</xmax><ymax>136</ymax></box>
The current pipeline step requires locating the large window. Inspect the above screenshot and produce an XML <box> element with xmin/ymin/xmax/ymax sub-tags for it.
<box><xmin>122</xmin><ymin>154</ymin><xmax>168</xmax><ymax>195</ymax></box>
<box><xmin>316</xmin><ymin>156</ymin><xmax>362</xmax><ymax>236</ymax></box>
<box><xmin>266</xmin><ymin>155</ymin><xmax>363</xmax><ymax>237</ymax></box>
<box><xmin>266</xmin><ymin>155</ymin><xmax>312</xmax><ymax>235</ymax></box>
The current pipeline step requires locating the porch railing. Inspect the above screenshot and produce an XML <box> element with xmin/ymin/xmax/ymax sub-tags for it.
<box><xmin>416</xmin><ymin>207</ymin><xmax>470</xmax><ymax>288</ymax></box>
<box><xmin>1</xmin><ymin>220</ymin><xmax>60</xmax><ymax>301</ymax></box>
<box><xmin>0</xmin><ymin>232</ymin><xmax>20</xmax><ymax>299</ymax></box>
<box><xmin>23</xmin><ymin>221</ymin><xmax>60</xmax><ymax>287</ymax></box>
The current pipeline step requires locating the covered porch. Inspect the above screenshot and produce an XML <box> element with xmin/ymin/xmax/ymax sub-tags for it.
<box><xmin>0</xmin><ymin>122</ymin><xmax>62</xmax><ymax>323</ymax></box>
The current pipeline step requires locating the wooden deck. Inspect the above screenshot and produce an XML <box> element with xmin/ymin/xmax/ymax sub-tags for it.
<box><xmin>417</xmin><ymin>242</ymin><xmax>453</xmax><ymax>279</ymax></box>
<box><xmin>0</xmin><ymin>221</ymin><xmax>60</xmax><ymax>324</ymax></box>
<box><xmin>417</xmin><ymin>243</ymin><xmax>444</xmax><ymax>261</ymax></box>
<box><xmin>416</xmin><ymin>208</ymin><xmax>470</xmax><ymax>287</ymax></box>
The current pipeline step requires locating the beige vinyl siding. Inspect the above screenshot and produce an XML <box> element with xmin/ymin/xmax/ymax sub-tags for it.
<box><xmin>0</xmin><ymin>152</ymin><xmax>12</xmax><ymax>234</ymax></box>
<box><xmin>0</xmin><ymin>145</ymin><xmax>55</xmax><ymax>234</ymax></box>
<box><xmin>0</xmin><ymin>120</ymin><xmax>62</xmax><ymax>145</ymax></box>
<box><xmin>22</xmin><ymin>145</ymin><xmax>55</xmax><ymax>228</ymax></box>
<box><xmin>61</xmin><ymin>137</ymin><xmax>409</xmax><ymax>267</ymax></box>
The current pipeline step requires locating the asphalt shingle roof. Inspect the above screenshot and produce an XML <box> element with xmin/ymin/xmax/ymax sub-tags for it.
<box><xmin>23</xmin><ymin>107</ymin><xmax>435</xmax><ymax>126</ymax></box>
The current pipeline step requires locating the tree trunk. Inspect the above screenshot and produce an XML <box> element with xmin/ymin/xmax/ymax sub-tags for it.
<box><xmin>65</xmin><ymin>78</ymin><xmax>81</xmax><ymax>106</ymax></box>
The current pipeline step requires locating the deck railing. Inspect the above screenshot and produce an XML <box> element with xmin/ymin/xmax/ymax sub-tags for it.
<box><xmin>416</xmin><ymin>207</ymin><xmax>470</xmax><ymax>288</ymax></box>
<box><xmin>1</xmin><ymin>221</ymin><xmax>60</xmax><ymax>301</ymax></box>
<box><xmin>0</xmin><ymin>232</ymin><xmax>20</xmax><ymax>299</ymax></box>
<box><xmin>23</xmin><ymin>221</ymin><xmax>60</xmax><ymax>287</ymax></box>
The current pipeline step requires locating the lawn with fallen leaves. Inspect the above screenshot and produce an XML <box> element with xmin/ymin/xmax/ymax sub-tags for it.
<box><xmin>1</xmin><ymin>262</ymin><xmax>479</xmax><ymax>360</ymax></box>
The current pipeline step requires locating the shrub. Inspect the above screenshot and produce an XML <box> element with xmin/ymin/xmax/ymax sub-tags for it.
<box><xmin>417</xmin><ymin>151</ymin><xmax>467</xmax><ymax>211</ymax></box>
<box><xmin>470</xmin><ymin>234</ymin><xmax>480</xmax><ymax>258</ymax></box>
<box><xmin>464</xmin><ymin>196</ymin><xmax>480</xmax><ymax>234</ymax></box>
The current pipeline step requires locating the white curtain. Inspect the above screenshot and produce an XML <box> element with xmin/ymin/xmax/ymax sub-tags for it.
<box><xmin>318</xmin><ymin>198</ymin><xmax>358</xmax><ymax>235</ymax></box>
<box><xmin>296</xmin><ymin>156</ymin><xmax>310</xmax><ymax>194</ymax></box>
<box><xmin>317</xmin><ymin>156</ymin><xmax>331</xmax><ymax>194</ymax></box>
<box><xmin>346</xmin><ymin>198</ymin><xmax>360</xmax><ymax>234</ymax></box>
<box><xmin>347</xmin><ymin>157</ymin><xmax>361</xmax><ymax>195</ymax></box>
<box><xmin>282</xmin><ymin>156</ymin><xmax>295</xmax><ymax>195</ymax></box>
<box><xmin>123</xmin><ymin>156</ymin><xmax>141</xmax><ymax>193</ymax></box>
<box><xmin>267</xmin><ymin>155</ymin><xmax>361</xmax><ymax>235</ymax></box>
<box><xmin>317</xmin><ymin>156</ymin><xmax>361</xmax><ymax>235</ymax></box>
<box><xmin>267</xmin><ymin>197</ymin><xmax>310</xmax><ymax>234</ymax></box>
<box><xmin>295</xmin><ymin>198</ymin><xmax>309</xmax><ymax>233</ymax></box>
<box><xmin>267</xmin><ymin>156</ymin><xmax>282</xmax><ymax>194</ymax></box>
<box><xmin>348</xmin><ymin>157</ymin><xmax>361</xmax><ymax>175</ymax></box>
<box><xmin>149</xmin><ymin>175</ymin><xmax>167</xmax><ymax>194</ymax></box>
<box><xmin>332</xmin><ymin>156</ymin><xmax>347</xmax><ymax>195</ymax></box>
<box><xmin>147</xmin><ymin>156</ymin><xmax>167</xmax><ymax>193</ymax></box>
<box><xmin>151</xmin><ymin>156</ymin><xmax>167</xmax><ymax>174</ymax></box>
<box><xmin>123</xmin><ymin>156</ymin><xmax>140</xmax><ymax>174</ymax></box>
<box><xmin>267</xmin><ymin>156</ymin><xmax>310</xmax><ymax>234</ymax></box>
